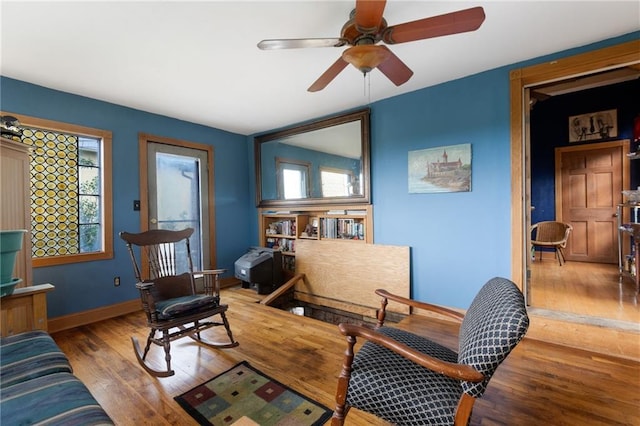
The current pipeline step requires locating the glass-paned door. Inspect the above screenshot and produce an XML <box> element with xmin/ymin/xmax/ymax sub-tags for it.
<box><xmin>148</xmin><ymin>143</ymin><xmax>210</xmax><ymax>272</ymax></box>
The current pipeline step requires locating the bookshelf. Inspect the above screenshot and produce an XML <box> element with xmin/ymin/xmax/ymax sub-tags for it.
<box><xmin>258</xmin><ymin>205</ymin><xmax>373</xmax><ymax>272</ymax></box>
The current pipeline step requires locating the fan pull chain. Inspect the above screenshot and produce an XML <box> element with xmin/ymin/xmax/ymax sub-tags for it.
<box><xmin>363</xmin><ymin>72</ymin><xmax>372</xmax><ymax>104</ymax></box>
<box><xmin>363</xmin><ymin>72</ymin><xmax>367</xmax><ymax>97</ymax></box>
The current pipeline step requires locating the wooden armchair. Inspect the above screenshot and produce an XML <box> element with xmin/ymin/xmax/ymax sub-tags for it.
<box><xmin>332</xmin><ymin>277</ymin><xmax>529</xmax><ymax>425</ymax></box>
<box><xmin>120</xmin><ymin>228</ymin><xmax>238</xmax><ymax>377</ymax></box>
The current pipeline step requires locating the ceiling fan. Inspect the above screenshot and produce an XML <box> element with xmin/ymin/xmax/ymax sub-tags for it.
<box><xmin>257</xmin><ymin>0</ymin><xmax>486</xmax><ymax>92</ymax></box>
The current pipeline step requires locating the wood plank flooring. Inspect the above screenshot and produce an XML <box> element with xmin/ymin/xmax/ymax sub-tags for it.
<box><xmin>50</xmin><ymin>286</ymin><xmax>640</xmax><ymax>426</ymax></box>
<box><xmin>527</xmin><ymin>258</ymin><xmax>639</xmax><ymax>361</ymax></box>
<box><xmin>529</xmin><ymin>256</ymin><xmax>639</xmax><ymax>323</ymax></box>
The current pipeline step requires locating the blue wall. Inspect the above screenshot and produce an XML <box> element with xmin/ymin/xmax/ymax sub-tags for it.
<box><xmin>369</xmin><ymin>32</ymin><xmax>638</xmax><ymax>307</ymax></box>
<box><xmin>369</xmin><ymin>32</ymin><xmax>639</xmax><ymax>308</ymax></box>
<box><xmin>249</xmin><ymin>32</ymin><xmax>639</xmax><ymax>309</ymax></box>
<box><xmin>2</xmin><ymin>31</ymin><xmax>638</xmax><ymax>317</ymax></box>
<box><xmin>249</xmin><ymin>67</ymin><xmax>515</xmax><ymax>308</ymax></box>
<box><xmin>368</xmin><ymin>70</ymin><xmax>512</xmax><ymax>307</ymax></box>
<box><xmin>1</xmin><ymin>78</ymin><xmax>251</xmax><ymax>317</ymax></box>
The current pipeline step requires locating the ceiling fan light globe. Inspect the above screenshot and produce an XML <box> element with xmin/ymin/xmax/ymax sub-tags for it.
<box><xmin>342</xmin><ymin>45</ymin><xmax>390</xmax><ymax>73</ymax></box>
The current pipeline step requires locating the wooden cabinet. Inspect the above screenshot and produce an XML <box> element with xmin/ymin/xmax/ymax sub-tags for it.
<box><xmin>617</xmin><ymin>203</ymin><xmax>639</xmax><ymax>293</ymax></box>
<box><xmin>259</xmin><ymin>205</ymin><xmax>373</xmax><ymax>272</ymax></box>
<box><xmin>1</xmin><ymin>137</ymin><xmax>32</xmax><ymax>288</ymax></box>
<box><xmin>0</xmin><ymin>284</ymin><xmax>54</xmax><ymax>336</ymax></box>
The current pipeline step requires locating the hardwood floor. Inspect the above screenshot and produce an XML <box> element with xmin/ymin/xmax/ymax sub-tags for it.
<box><xmin>50</xmin><ymin>286</ymin><xmax>640</xmax><ymax>426</ymax></box>
<box><xmin>526</xmin><ymin>257</ymin><xmax>639</xmax><ymax>361</ymax></box>
<box><xmin>529</xmin><ymin>255</ymin><xmax>639</xmax><ymax>324</ymax></box>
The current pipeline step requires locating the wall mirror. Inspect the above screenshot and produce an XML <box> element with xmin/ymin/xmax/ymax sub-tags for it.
<box><xmin>255</xmin><ymin>108</ymin><xmax>370</xmax><ymax>207</ymax></box>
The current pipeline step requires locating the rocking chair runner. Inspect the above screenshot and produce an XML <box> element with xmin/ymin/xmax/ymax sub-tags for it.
<box><xmin>120</xmin><ymin>228</ymin><xmax>238</xmax><ymax>377</ymax></box>
<box><xmin>331</xmin><ymin>277</ymin><xmax>529</xmax><ymax>425</ymax></box>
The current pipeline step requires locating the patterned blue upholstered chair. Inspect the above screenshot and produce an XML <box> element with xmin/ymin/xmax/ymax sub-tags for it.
<box><xmin>120</xmin><ymin>228</ymin><xmax>238</xmax><ymax>377</ymax></box>
<box><xmin>331</xmin><ymin>277</ymin><xmax>529</xmax><ymax>426</ymax></box>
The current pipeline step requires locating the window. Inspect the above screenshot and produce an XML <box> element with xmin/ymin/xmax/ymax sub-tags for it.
<box><xmin>276</xmin><ymin>158</ymin><xmax>310</xmax><ymax>200</ymax></box>
<box><xmin>320</xmin><ymin>167</ymin><xmax>355</xmax><ymax>197</ymax></box>
<box><xmin>78</xmin><ymin>137</ymin><xmax>102</xmax><ymax>253</ymax></box>
<box><xmin>10</xmin><ymin>113</ymin><xmax>113</xmax><ymax>267</ymax></box>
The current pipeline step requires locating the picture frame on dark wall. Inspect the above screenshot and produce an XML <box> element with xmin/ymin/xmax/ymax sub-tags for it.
<box><xmin>408</xmin><ymin>143</ymin><xmax>471</xmax><ymax>194</ymax></box>
<box><xmin>568</xmin><ymin>109</ymin><xmax>618</xmax><ymax>142</ymax></box>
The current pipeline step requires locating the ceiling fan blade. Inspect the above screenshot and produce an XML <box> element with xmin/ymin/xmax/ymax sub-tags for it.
<box><xmin>382</xmin><ymin>6</ymin><xmax>485</xmax><ymax>44</ymax></box>
<box><xmin>355</xmin><ymin>0</ymin><xmax>387</xmax><ymax>33</ymax></box>
<box><xmin>376</xmin><ymin>46</ymin><xmax>413</xmax><ymax>86</ymax></box>
<box><xmin>308</xmin><ymin>57</ymin><xmax>349</xmax><ymax>92</ymax></box>
<box><xmin>258</xmin><ymin>38</ymin><xmax>346</xmax><ymax>50</ymax></box>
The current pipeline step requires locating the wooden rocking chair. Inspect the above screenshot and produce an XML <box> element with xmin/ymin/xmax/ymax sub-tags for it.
<box><xmin>120</xmin><ymin>228</ymin><xmax>238</xmax><ymax>377</ymax></box>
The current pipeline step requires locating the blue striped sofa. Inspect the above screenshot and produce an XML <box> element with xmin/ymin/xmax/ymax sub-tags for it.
<box><xmin>0</xmin><ymin>330</ymin><xmax>114</xmax><ymax>425</ymax></box>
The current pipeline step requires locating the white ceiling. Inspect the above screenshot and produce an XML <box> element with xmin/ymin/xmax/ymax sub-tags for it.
<box><xmin>1</xmin><ymin>1</ymin><xmax>638</xmax><ymax>136</ymax></box>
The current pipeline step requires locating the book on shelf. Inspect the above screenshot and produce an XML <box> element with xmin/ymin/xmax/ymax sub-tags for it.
<box><xmin>346</xmin><ymin>209</ymin><xmax>367</xmax><ymax>215</ymax></box>
<box><xmin>320</xmin><ymin>217</ymin><xmax>365</xmax><ymax>240</ymax></box>
<box><xmin>326</xmin><ymin>209</ymin><xmax>346</xmax><ymax>215</ymax></box>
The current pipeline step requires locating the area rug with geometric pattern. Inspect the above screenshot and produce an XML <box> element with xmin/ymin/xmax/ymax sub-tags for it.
<box><xmin>174</xmin><ymin>361</ymin><xmax>333</xmax><ymax>426</ymax></box>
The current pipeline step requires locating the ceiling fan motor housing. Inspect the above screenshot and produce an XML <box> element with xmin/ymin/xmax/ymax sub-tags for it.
<box><xmin>341</xmin><ymin>10</ymin><xmax>387</xmax><ymax>46</ymax></box>
<box><xmin>340</xmin><ymin>10</ymin><xmax>390</xmax><ymax>73</ymax></box>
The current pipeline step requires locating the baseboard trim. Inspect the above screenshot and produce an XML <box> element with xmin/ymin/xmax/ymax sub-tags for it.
<box><xmin>221</xmin><ymin>276</ymin><xmax>241</xmax><ymax>289</ymax></box>
<box><xmin>48</xmin><ymin>299</ymin><xmax>141</xmax><ymax>334</ymax></box>
<box><xmin>48</xmin><ymin>278</ymin><xmax>240</xmax><ymax>334</ymax></box>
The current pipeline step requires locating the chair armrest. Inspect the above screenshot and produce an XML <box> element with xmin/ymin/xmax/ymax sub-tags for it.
<box><xmin>135</xmin><ymin>281</ymin><xmax>154</xmax><ymax>290</ymax></box>
<box><xmin>194</xmin><ymin>269</ymin><xmax>227</xmax><ymax>298</ymax></box>
<box><xmin>339</xmin><ymin>323</ymin><xmax>484</xmax><ymax>383</ymax></box>
<box><xmin>198</xmin><ymin>269</ymin><xmax>227</xmax><ymax>275</ymax></box>
<box><xmin>375</xmin><ymin>289</ymin><xmax>465</xmax><ymax>325</ymax></box>
<box><xmin>531</xmin><ymin>238</ymin><xmax>565</xmax><ymax>245</ymax></box>
<box><xmin>135</xmin><ymin>281</ymin><xmax>158</xmax><ymax>321</ymax></box>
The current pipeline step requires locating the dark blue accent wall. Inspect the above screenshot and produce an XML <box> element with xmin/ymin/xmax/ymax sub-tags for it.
<box><xmin>1</xmin><ymin>77</ymin><xmax>251</xmax><ymax>317</ymax></box>
<box><xmin>530</xmin><ymin>79</ymin><xmax>640</xmax><ymax>224</ymax></box>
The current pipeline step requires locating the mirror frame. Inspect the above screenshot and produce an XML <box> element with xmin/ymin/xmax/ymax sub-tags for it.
<box><xmin>255</xmin><ymin>108</ymin><xmax>371</xmax><ymax>207</ymax></box>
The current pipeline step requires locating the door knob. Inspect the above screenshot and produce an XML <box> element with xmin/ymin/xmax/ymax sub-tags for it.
<box><xmin>150</xmin><ymin>218</ymin><xmax>157</xmax><ymax>224</ymax></box>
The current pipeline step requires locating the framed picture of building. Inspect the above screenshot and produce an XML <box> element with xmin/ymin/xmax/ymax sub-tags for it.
<box><xmin>568</xmin><ymin>109</ymin><xmax>618</xmax><ymax>142</ymax></box>
<box><xmin>408</xmin><ymin>143</ymin><xmax>471</xmax><ymax>193</ymax></box>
